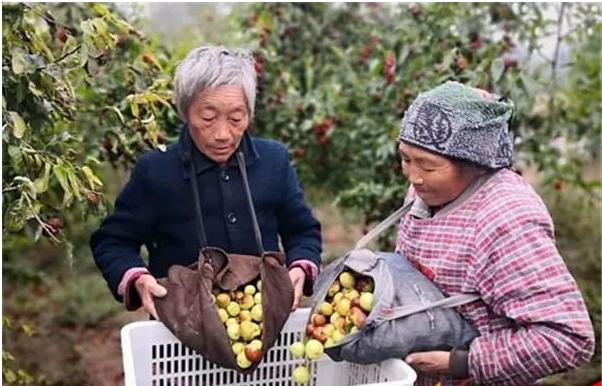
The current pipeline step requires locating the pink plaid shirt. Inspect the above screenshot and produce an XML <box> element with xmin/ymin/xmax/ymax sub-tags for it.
<box><xmin>396</xmin><ymin>169</ymin><xmax>594</xmax><ymax>385</ymax></box>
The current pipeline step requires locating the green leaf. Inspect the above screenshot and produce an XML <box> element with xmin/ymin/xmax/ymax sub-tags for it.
<box><xmin>491</xmin><ymin>57</ymin><xmax>505</xmax><ymax>83</ymax></box>
<box><xmin>67</xmin><ymin>169</ymin><xmax>82</xmax><ymax>200</ymax></box>
<box><xmin>81</xmin><ymin>165</ymin><xmax>103</xmax><ymax>188</ymax></box>
<box><xmin>53</xmin><ymin>164</ymin><xmax>73</xmax><ymax>206</ymax></box>
<box><xmin>9</xmin><ymin>111</ymin><xmax>27</xmax><ymax>139</ymax></box>
<box><xmin>33</xmin><ymin>163</ymin><xmax>51</xmax><ymax>194</ymax></box>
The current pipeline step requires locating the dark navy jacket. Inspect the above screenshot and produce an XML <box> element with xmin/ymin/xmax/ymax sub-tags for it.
<box><xmin>90</xmin><ymin>127</ymin><xmax>322</xmax><ymax>301</ymax></box>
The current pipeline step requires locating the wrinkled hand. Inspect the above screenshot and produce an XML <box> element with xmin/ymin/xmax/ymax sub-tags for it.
<box><xmin>135</xmin><ymin>274</ymin><xmax>167</xmax><ymax>319</ymax></box>
<box><xmin>405</xmin><ymin>351</ymin><xmax>451</xmax><ymax>374</ymax></box>
<box><xmin>288</xmin><ymin>267</ymin><xmax>306</xmax><ymax>311</ymax></box>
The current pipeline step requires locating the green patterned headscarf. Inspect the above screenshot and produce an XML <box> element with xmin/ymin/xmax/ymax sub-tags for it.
<box><xmin>398</xmin><ymin>81</ymin><xmax>514</xmax><ymax>169</ymax></box>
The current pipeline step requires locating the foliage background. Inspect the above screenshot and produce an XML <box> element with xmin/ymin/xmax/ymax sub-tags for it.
<box><xmin>2</xmin><ymin>3</ymin><xmax>600</xmax><ymax>385</ymax></box>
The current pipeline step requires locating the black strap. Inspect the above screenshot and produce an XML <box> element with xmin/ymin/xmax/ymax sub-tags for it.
<box><xmin>236</xmin><ymin>152</ymin><xmax>265</xmax><ymax>255</ymax></box>
<box><xmin>188</xmin><ymin>149</ymin><xmax>264</xmax><ymax>255</ymax></box>
<box><xmin>189</xmin><ymin>157</ymin><xmax>208</xmax><ymax>249</ymax></box>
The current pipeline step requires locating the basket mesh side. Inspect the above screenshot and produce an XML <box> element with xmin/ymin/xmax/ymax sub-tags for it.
<box><xmin>347</xmin><ymin>363</ymin><xmax>391</xmax><ymax>384</ymax></box>
<box><xmin>148</xmin><ymin>329</ymin><xmax>318</xmax><ymax>385</ymax></box>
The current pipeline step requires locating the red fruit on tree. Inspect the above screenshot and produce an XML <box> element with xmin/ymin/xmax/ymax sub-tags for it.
<box><xmin>102</xmin><ymin>138</ymin><xmax>113</xmax><ymax>152</ymax></box>
<box><xmin>142</xmin><ymin>52</ymin><xmax>154</xmax><ymax>65</ymax></box>
<box><xmin>503</xmin><ymin>55</ymin><xmax>518</xmax><ymax>69</ymax></box>
<box><xmin>455</xmin><ymin>55</ymin><xmax>467</xmax><ymax>71</ymax></box>
<box><xmin>553</xmin><ymin>179</ymin><xmax>563</xmax><ymax>191</ymax></box>
<box><xmin>293</xmin><ymin>148</ymin><xmax>305</xmax><ymax>159</ymax></box>
<box><xmin>55</xmin><ymin>28</ymin><xmax>68</xmax><ymax>43</ymax></box>
<box><xmin>87</xmin><ymin>193</ymin><xmax>100</xmax><ymax>205</ymax></box>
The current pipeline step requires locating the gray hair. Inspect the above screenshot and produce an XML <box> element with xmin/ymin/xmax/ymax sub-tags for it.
<box><xmin>175</xmin><ymin>45</ymin><xmax>257</xmax><ymax>122</ymax></box>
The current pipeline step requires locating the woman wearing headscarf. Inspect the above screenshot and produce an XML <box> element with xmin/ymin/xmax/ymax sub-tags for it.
<box><xmin>396</xmin><ymin>81</ymin><xmax>594</xmax><ymax>385</ymax></box>
<box><xmin>90</xmin><ymin>46</ymin><xmax>321</xmax><ymax>319</ymax></box>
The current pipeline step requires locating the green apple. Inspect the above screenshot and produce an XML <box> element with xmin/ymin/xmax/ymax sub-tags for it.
<box><xmin>290</xmin><ymin>341</ymin><xmax>305</xmax><ymax>358</ymax></box>
<box><xmin>292</xmin><ymin>365</ymin><xmax>310</xmax><ymax>384</ymax></box>
<box><xmin>251</xmin><ymin>304</ymin><xmax>263</xmax><ymax>322</ymax></box>
<box><xmin>239</xmin><ymin>294</ymin><xmax>255</xmax><ymax>310</ymax></box>
<box><xmin>244</xmin><ymin>284</ymin><xmax>256</xmax><ymax>296</ymax></box>
<box><xmin>217</xmin><ymin>308</ymin><xmax>229</xmax><ymax>323</ymax></box>
<box><xmin>319</xmin><ymin>302</ymin><xmax>333</xmax><ymax>316</ymax></box>
<box><xmin>359</xmin><ymin>292</ymin><xmax>374</xmax><ymax>312</ymax></box>
<box><xmin>332</xmin><ymin>329</ymin><xmax>346</xmax><ymax>343</ymax></box>
<box><xmin>254</xmin><ymin>292</ymin><xmax>262</xmax><ymax>305</ymax></box>
<box><xmin>256</xmin><ymin>280</ymin><xmax>262</xmax><ymax>291</ymax></box>
<box><xmin>327</xmin><ymin>280</ymin><xmax>341</xmax><ymax>298</ymax></box>
<box><xmin>305</xmin><ymin>339</ymin><xmax>324</xmax><ymax>360</ymax></box>
<box><xmin>240</xmin><ymin>320</ymin><xmax>260</xmax><ymax>342</ymax></box>
<box><xmin>232</xmin><ymin>342</ymin><xmax>245</xmax><ymax>355</ymax></box>
<box><xmin>216</xmin><ymin>293</ymin><xmax>231</xmax><ymax>308</ymax></box>
<box><xmin>227</xmin><ymin>322</ymin><xmax>240</xmax><ymax>341</ymax></box>
<box><xmin>227</xmin><ymin>301</ymin><xmax>241</xmax><ymax>316</ymax></box>
<box><xmin>236</xmin><ymin>350</ymin><xmax>252</xmax><ymax>369</ymax></box>
<box><xmin>339</xmin><ymin>272</ymin><xmax>356</xmax><ymax>289</ymax></box>
<box><xmin>336</xmin><ymin>298</ymin><xmax>351</xmax><ymax>316</ymax></box>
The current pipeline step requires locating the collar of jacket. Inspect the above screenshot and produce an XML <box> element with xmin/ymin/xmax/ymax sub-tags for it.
<box><xmin>177</xmin><ymin>125</ymin><xmax>260</xmax><ymax>180</ymax></box>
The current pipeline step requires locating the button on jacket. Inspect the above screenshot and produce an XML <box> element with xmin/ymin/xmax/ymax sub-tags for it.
<box><xmin>90</xmin><ymin>127</ymin><xmax>322</xmax><ymax>301</ymax></box>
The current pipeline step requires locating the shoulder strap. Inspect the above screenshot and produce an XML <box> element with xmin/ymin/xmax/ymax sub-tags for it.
<box><xmin>381</xmin><ymin>293</ymin><xmax>480</xmax><ymax>320</ymax></box>
<box><xmin>236</xmin><ymin>152</ymin><xmax>265</xmax><ymax>255</ymax></box>
<box><xmin>354</xmin><ymin>200</ymin><xmax>414</xmax><ymax>250</ymax></box>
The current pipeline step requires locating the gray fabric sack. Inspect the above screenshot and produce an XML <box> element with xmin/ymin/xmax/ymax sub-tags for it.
<box><xmin>310</xmin><ymin>202</ymin><xmax>480</xmax><ymax>364</ymax></box>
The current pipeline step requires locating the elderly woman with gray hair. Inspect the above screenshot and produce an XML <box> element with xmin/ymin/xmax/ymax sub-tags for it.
<box><xmin>90</xmin><ymin>46</ymin><xmax>321</xmax><ymax>318</ymax></box>
<box><xmin>395</xmin><ymin>82</ymin><xmax>594</xmax><ymax>385</ymax></box>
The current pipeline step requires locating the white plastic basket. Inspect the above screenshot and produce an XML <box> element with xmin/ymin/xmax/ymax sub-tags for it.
<box><xmin>121</xmin><ymin>308</ymin><xmax>416</xmax><ymax>386</ymax></box>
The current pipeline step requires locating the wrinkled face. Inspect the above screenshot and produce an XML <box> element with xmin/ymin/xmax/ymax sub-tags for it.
<box><xmin>187</xmin><ymin>85</ymin><xmax>249</xmax><ymax>165</ymax></box>
<box><xmin>399</xmin><ymin>142</ymin><xmax>477</xmax><ymax>207</ymax></box>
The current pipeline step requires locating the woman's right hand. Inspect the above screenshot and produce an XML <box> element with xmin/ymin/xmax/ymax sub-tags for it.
<box><xmin>134</xmin><ymin>274</ymin><xmax>167</xmax><ymax>319</ymax></box>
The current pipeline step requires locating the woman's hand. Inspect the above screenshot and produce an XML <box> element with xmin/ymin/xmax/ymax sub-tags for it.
<box><xmin>405</xmin><ymin>351</ymin><xmax>451</xmax><ymax>373</ymax></box>
<box><xmin>135</xmin><ymin>274</ymin><xmax>167</xmax><ymax>319</ymax></box>
<box><xmin>288</xmin><ymin>267</ymin><xmax>306</xmax><ymax>311</ymax></box>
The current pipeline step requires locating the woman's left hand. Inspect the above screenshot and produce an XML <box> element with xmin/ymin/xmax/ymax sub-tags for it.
<box><xmin>288</xmin><ymin>267</ymin><xmax>306</xmax><ymax>310</ymax></box>
<box><xmin>405</xmin><ymin>351</ymin><xmax>451</xmax><ymax>373</ymax></box>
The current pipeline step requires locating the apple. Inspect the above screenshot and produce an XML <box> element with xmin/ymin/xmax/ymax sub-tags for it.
<box><xmin>344</xmin><ymin>289</ymin><xmax>360</xmax><ymax>300</ymax></box>
<box><xmin>227</xmin><ymin>302</ymin><xmax>241</xmax><ymax>317</ymax></box>
<box><xmin>244</xmin><ymin>344</ymin><xmax>262</xmax><ymax>363</ymax></box>
<box><xmin>332</xmin><ymin>292</ymin><xmax>344</xmax><ymax>304</ymax></box>
<box><xmin>322</xmin><ymin>324</ymin><xmax>335</xmax><ymax>337</ymax></box>
<box><xmin>244</xmin><ymin>284</ymin><xmax>256</xmax><ymax>296</ymax></box>
<box><xmin>319</xmin><ymin>302</ymin><xmax>333</xmax><ymax>316</ymax></box>
<box><xmin>311</xmin><ymin>313</ymin><xmax>327</xmax><ymax>327</ymax></box>
<box><xmin>251</xmin><ymin>304</ymin><xmax>263</xmax><ymax>322</ymax></box>
<box><xmin>256</xmin><ymin>280</ymin><xmax>262</xmax><ymax>291</ymax></box>
<box><xmin>328</xmin><ymin>280</ymin><xmax>341</xmax><ymax>298</ymax></box>
<box><xmin>239</xmin><ymin>310</ymin><xmax>252</xmax><ymax>321</ymax></box>
<box><xmin>226</xmin><ymin>317</ymin><xmax>237</xmax><ymax>325</ymax></box>
<box><xmin>292</xmin><ymin>365</ymin><xmax>310</xmax><ymax>384</ymax></box>
<box><xmin>235</xmin><ymin>291</ymin><xmax>245</xmax><ymax>303</ymax></box>
<box><xmin>339</xmin><ymin>272</ymin><xmax>356</xmax><ymax>289</ymax></box>
<box><xmin>332</xmin><ymin>329</ymin><xmax>346</xmax><ymax>343</ymax></box>
<box><xmin>217</xmin><ymin>308</ymin><xmax>229</xmax><ymax>323</ymax></box>
<box><xmin>305</xmin><ymin>323</ymin><xmax>315</xmax><ymax>337</ymax></box>
<box><xmin>248</xmin><ymin>339</ymin><xmax>262</xmax><ymax>351</ymax></box>
<box><xmin>305</xmin><ymin>339</ymin><xmax>324</xmax><ymax>360</ymax></box>
<box><xmin>240</xmin><ymin>294</ymin><xmax>255</xmax><ymax>310</ymax></box>
<box><xmin>332</xmin><ymin>316</ymin><xmax>346</xmax><ymax>331</ymax></box>
<box><xmin>227</xmin><ymin>323</ymin><xmax>240</xmax><ymax>341</ymax></box>
<box><xmin>232</xmin><ymin>342</ymin><xmax>245</xmax><ymax>355</ymax></box>
<box><xmin>324</xmin><ymin>338</ymin><xmax>335</xmax><ymax>348</ymax></box>
<box><xmin>290</xmin><ymin>341</ymin><xmax>305</xmax><ymax>358</ymax></box>
<box><xmin>216</xmin><ymin>293</ymin><xmax>231</xmax><ymax>308</ymax></box>
<box><xmin>240</xmin><ymin>320</ymin><xmax>260</xmax><ymax>342</ymax></box>
<box><xmin>356</xmin><ymin>277</ymin><xmax>374</xmax><ymax>293</ymax></box>
<box><xmin>336</xmin><ymin>298</ymin><xmax>351</xmax><ymax>316</ymax></box>
<box><xmin>254</xmin><ymin>292</ymin><xmax>262</xmax><ymax>305</ymax></box>
<box><xmin>359</xmin><ymin>292</ymin><xmax>374</xmax><ymax>312</ymax></box>
<box><xmin>312</xmin><ymin>326</ymin><xmax>328</xmax><ymax>344</ymax></box>
<box><xmin>329</xmin><ymin>312</ymin><xmax>340</xmax><ymax>324</ymax></box>
<box><xmin>349</xmin><ymin>306</ymin><xmax>367</xmax><ymax>328</ymax></box>
<box><xmin>236</xmin><ymin>350</ymin><xmax>252</xmax><ymax>369</ymax></box>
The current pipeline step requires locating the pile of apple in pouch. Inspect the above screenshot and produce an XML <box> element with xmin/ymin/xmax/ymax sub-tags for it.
<box><xmin>308</xmin><ymin>248</ymin><xmax>480</xmax><ymax>364</ymax></box>
<box><xmin>155</xmin><ymin>247</ymin><xmax>294</xmax><ymax>373</ymax></box>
